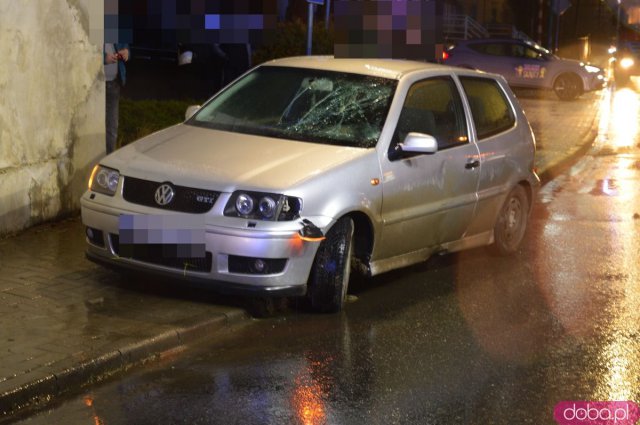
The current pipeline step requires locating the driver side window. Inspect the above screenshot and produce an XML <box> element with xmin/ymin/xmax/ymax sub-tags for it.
<box><xmin>389</xmin><ymin>76</ymin><xmax>468</xmax><ymax>160</ymax></box>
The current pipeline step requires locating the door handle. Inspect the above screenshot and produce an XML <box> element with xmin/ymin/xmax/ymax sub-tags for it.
<box><xmin>465</xmin><ymin>160</ymin><xmax>480</xmax><ymax>169</ymax></box>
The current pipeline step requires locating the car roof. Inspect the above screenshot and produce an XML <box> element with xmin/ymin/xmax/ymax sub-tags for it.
<box><xmin>261</xmin><ymin>56</ymin><xmax>456</xmax><ymax>80</ymax></box>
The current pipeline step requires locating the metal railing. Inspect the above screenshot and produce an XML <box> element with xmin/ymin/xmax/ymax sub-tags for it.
<box><xmin>444</xmin><ymin>15</ymin><xmax>535</xmax><ymax>45</ymax></box>
<box><xmin>443</xmin><ymin>14</ymin><xmax>489</xmax><ymax>41</ymax></box>
<box><xmin>486</xmin><ymin>24</ymin><xmax>536</xmax><ymax>44</ymax></box>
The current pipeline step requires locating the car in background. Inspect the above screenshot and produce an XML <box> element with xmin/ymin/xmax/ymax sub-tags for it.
<box><xmin>444</xmin><ymin>38</ymin><xmax>606</xmax><ymax>100</ymax></box>
<box><xmin>613</xmin><ymin>40</ymin><xmax>640</xmax><ymax>85</ymax></box>
<box><xmin>81</xmin><ymin>57</ymin><xmax>539</xmax><ymax>312</ymax></box>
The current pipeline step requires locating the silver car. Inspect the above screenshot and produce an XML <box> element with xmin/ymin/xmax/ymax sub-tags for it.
<box><xmin>81</xmin><ymin>57</ymin><xmax>539</xmax><ymax>312</ymax></box>
<box><xmin>444</xmin><ymin>38</ymin><xmax>606</xmax><ymax>100</ymax></box>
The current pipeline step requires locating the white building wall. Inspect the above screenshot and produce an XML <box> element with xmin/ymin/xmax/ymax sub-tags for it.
<box><xmin>0</xmin><ymin>0</ymin><xmax>104</xmax><ymax>235</ymax></box>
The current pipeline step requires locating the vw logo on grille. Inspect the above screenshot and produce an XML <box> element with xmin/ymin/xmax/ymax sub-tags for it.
<box><xmin>154</xmin><ymin>183</ymin><xmax>175</xmax><ymax>206</ymax></box>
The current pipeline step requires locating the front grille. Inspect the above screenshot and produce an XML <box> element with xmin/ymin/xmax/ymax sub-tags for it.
<box><xmin>110</xmin><ymin>234</ymin><xmax>212</xmax><ymax>273</ymax></box>
<box><xmin>123</xmin><ymin>176</ymin><xmax>219</xmax><ymax>213</ymax></box>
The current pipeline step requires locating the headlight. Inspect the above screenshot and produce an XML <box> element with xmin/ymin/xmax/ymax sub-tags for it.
<box><xmin>225</xmin><ymin>191</ymin><xmax>302</xmax><ymax>221</ymax></box>
<box><xmin>235</xmin><ymin>193</ymin><xmax>254</xmax><ymax>215</ymax></box>
<box><xmin>88</xmin><ymin>165</ymin><xmax>120</xmax><ymax>196</ymax></box>
<box><xmin>258</xmin><ymin>196</ymin><xmax>277</xmax><ymax>219</ymax></box>
<box><xmin>583</xmin><ymin>64</ymin><xmax>601</xmax><ymax>73</ymax></box>
<box><xmin>620</xmin><ymin>57</ymin><xmax>634</xmax><ymax>69</ymax></box>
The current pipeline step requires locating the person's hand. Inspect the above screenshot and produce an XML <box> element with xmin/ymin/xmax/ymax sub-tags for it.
<box><xmin>117</xmin><ymin>48</ymin><xmax>129</xmax><ymax>62</ymax></box>
<box><xmin>105</xmin><ymin>52</ymin><xmax>119</xmax><ymax>64</ymax></box>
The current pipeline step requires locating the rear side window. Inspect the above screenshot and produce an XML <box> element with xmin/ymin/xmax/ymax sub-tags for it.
<box><xmin>509</xmin><ymin>43</ymin><xmax>543</xmax><ymax>59</ymax></box>
<box><xmin>459</xmin><ymin>77</ymin><xmax>515</xmax><ymax>139</ymax></box>
<box><xmin>469</xmin><ymin>43</ymin><xmax>507</xmax><ymax>56</ymax></box>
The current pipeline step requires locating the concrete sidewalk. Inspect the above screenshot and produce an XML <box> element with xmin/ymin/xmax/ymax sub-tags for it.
<box><xmin>0</xmin><ymin>87</ymin><xmax>604</xmax><ymax>421</ymax></box>
<box><xmin>0</xmin><ymin>219</ymin><xmax>250</xmax><ymax>420</ymax></box>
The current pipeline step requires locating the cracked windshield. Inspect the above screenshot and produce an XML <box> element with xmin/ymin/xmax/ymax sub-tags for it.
<box><xmin>189</xmin><ymin>66</ymin><xmax>397</xmax><ymax>147</ymax></box>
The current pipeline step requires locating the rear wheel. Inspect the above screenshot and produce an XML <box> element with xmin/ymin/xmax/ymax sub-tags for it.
<box><xmin>553</xmin><ymin>73</ymin><xmax>582</xmax><ymax>101</ymax></box>
<box><xmin>307</xmin><ymin>217</ymin><xmax>354</xmax><ymax>313</ymax></box>
<box><xmin>490</xmin><ymin>185</ymin><xmax>529</xmax><ymax>256</ymax></box>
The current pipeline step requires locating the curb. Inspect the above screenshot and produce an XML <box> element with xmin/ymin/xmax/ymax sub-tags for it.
<box><xmin>0</xmin><ymin>309</ymin><xmax>249</xmax><ymax>420</ymax></box>
<box><xmin>536</xmin><ymin>100</ymin><xmax>601</xmax><ymax>184</ymax></box>
<box><xmin>538</xmin><ymin>130</ymin><xmax>597</xmax><ymax>184</ymax></box>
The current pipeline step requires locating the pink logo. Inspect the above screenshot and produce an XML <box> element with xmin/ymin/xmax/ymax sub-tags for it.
<box><xmin>554</xmin><ymin>401</ymin><xmax>640</xmax><ymax>425</ymax></box>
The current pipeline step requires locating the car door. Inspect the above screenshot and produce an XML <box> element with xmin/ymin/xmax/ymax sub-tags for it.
<box><xmin>377</xmin><ymin>75</ymin><xmax>481</xmax><ymax>261</ymax></box>
<box><xmin>457</xmin><ymin>75</ymin><xmax>520</xmax><ymax>236</ymax></box>
<box><xmin>506</xmin><ymin>42</ymin><xmax>551</xmax><ymax>88</ymax></box>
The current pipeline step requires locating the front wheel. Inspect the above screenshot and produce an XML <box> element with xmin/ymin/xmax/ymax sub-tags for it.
<box><xmin>490</xmin><ymin>185</ymin><xmax>529</xmax><ymax>256</ymax></box>
<box><xmin>307</xmin><ymin>217</ymin><xmax>354</xmax><ymax>313</ymax></box>
<box><xmin>553</xmin><ymin>73</ymin><xmax>582</xmax><ymax>101</ymax></box>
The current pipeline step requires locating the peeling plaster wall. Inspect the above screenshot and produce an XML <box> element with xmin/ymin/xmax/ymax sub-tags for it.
<box><xmin>0</xmin><ymin>0</ymin><xmax>104</xmax><ymax>235</ymax></box>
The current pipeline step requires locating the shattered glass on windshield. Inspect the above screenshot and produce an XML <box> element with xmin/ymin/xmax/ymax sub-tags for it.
<box><xmin>189</xmin><ymin>66</ymin><xmax>397</xmax><ymax>148</ymax></box>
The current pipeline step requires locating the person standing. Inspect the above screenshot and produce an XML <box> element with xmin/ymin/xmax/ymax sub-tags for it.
<box><xmin>104</xmin><ymin>43</ymin><xmax>129</xmax><ymax>154</ymax></box>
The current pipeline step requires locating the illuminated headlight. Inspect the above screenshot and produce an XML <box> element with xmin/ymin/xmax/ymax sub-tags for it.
<box><xmin>583</xmin><ymin>64</ymin><xmax>601</xmax><ymax>73</ymax></box>
<box><xmin>225</xmin><ymin>191</ymin><xmax>302</xmax><ymax>221</ymax></box>
<box><xmin>88</xmin><ymin>165</ymin><xmax>120</xmax><ymax>196</ymax></box>
<box><xmin>620</xmin><ymin>57</ymin><xmax>634</xmax><ymax>69</ymax></box>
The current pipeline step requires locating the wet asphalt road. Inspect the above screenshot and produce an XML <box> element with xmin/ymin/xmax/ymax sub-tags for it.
<box><xmin>14</xmin><ymin>84</ymin><xmax>640</xmax><ymax>424</ymax></box>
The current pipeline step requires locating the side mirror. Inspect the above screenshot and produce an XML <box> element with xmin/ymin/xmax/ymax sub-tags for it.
<box><xmin>185</xmin><ymin>105</ymin><xmax>201</xmax><ymax>121</ymax></box>
<box><xmin>399</xmin><ymin>132</ymin><xmax>438</xmax><ymax>155</ymax></box>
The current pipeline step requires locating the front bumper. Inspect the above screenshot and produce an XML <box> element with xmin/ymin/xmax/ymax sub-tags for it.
<box><xmin>81</xmin><ymin>193</ymin><xmax>326</xmax><ymax>297</ymax></box>
<box><xmin>585</xmin><ymin>73</ymin><xmax>606</xmax><ymax>91</ymax></box>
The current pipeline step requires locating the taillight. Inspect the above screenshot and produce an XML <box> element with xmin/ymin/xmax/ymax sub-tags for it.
<box><xmin>442</xmin><ymin>51</ymin><xmax>450</xmax><ymax>61</ymax></box>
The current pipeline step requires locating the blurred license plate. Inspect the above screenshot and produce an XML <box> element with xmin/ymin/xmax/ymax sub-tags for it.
<box><xmin>118</xmin><ymin>214</ymin><xmax>206</xmax><ymax>258</ymax></box>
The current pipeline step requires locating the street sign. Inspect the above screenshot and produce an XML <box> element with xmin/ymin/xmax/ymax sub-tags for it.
<box><xmin>307</xmin><ymin>0</ymin><xmax>325</xmax><ymax>5</ymax></box>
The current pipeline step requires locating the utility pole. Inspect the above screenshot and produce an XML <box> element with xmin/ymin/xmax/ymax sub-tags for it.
<box><xmin>306</xmin><ymin>0</ymin><xmax>325</xmax><ymax>55</ymax></box>
<box><xmin>538</xmin><ymin>0</ymin><xmax>544</xmax><ymax>44</ymax></box>
<box><xmin>307</xmin><ymin>3</ymin><xmax>314</xmax><ymax>55</ymax></box>
<box><xmin>325</xmin><ymin>0</ymin><xmax>331</xmax><ymax>31</ymax></box>
<box><xmin>617</xmin><ymin>0</ymin><xmax>621</xmax><ymax>46</ymax></box>
<box><xmin>547</xmin><ymin>0</ymin><xmax>555</xmax><ymax>50</ymax></box>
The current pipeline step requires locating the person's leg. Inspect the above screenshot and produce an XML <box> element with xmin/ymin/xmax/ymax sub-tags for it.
<box><xmin>105</xmin><ymin>80</ymin><xmax>120</xmax><ymax>154</ymax></box>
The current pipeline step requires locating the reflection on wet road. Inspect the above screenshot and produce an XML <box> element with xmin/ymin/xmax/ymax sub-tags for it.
<box><xmin>537</xmin><ymin>80</ymin><xmax>640</xmax><ymax>404</ymax></box>
<box><xmin>16</xmin><ymin>83</ymin><xmax>640</xmax><ymax>425</ymax></box>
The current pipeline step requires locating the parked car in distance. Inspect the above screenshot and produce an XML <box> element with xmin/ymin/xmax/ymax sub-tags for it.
<box><xmin>81</xmin><ymin>57</ymin><xmax>540</xmax><ymax>312</ymax></box>
<box><xmin>444</xmin><ymin>38</ymin><xmax>606</xmax><ymax>100</ymax></box>
<box><xmin>613</xmin><ymin>40</ymin><xmax>640</xmax><ymax>85</ymax></box>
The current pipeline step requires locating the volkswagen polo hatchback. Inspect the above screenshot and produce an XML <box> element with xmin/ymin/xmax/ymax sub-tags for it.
<box><xmin>81</xmin><ymin>56</ymin><xmax>539</xmax><ymax>312</ymax></box>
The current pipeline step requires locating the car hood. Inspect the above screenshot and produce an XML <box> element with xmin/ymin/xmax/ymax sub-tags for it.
<box><xmin>104</xmin><ymin>124</ymin><xmax>373</xmax><ymax>191</ymax></box>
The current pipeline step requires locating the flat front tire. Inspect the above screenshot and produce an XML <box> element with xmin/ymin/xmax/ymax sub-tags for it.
<box><xmin>307</xmin><ymin>217</ymin><xmax>354</xmax><ymax>313</ymax></box>
<box><xmin>490</xmin><ymin>185</ymin><xmax>529</xmax><ymax>256</ymax></box>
